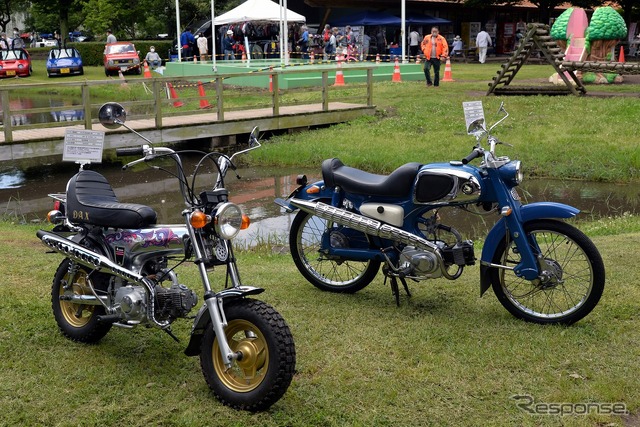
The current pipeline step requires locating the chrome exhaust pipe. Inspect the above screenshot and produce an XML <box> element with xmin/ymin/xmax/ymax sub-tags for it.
<box><xmin>37</xmin><ymin>230</ymin><xmax>170</xmax><ymax>329</ymax></box>
<box><xmin>289</xmin><ymin>199</ymin><xmax>441</xmax><ymax>253</ymax></box>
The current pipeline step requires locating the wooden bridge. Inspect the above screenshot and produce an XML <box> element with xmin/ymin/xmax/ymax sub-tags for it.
<box><xmin>0</xmin><ymin>66</ymin><xmax>376</xmax><ymax>163</ymax></box>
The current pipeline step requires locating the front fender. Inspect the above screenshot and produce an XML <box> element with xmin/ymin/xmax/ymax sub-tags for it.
<box><xmin>183</xmin><ymin>286</ymin><xmax>264</xmax><ymax>356</ymax></box>
<box><xmin>479</xmin><ymin>202</ymin><xmax>580</xmax><ymax>296</ymax></box>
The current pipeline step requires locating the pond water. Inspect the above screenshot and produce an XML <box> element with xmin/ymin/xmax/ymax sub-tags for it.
<box><xmin>0</xmin><ymin>96</ymin><xmax>84</xmax><ymax>126</ymax></box>
<box><xmin>1</xmin><ymin>158</ymin><xmax>638</xmax><ymax>247</ymax></box>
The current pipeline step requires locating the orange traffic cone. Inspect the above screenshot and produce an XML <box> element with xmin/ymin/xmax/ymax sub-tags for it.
<box><xmin>241</xmin><ymin>51</ymin><xmax>247</xmax><ymax>62</ymax></box>
<box><xmin>441</xmin><ymin>57</ymin><xmax>454</xmax><ymax>82</ymax></box>
<box><xmin>118</xmin><ymin>69</ymin><xmax>128</xmax><ymax>87</ymax></box>
<box><xmin>375</xmin><ymin>53</ymin><xmax>381</xmax><ymax>64</ymax></box>
<box><xmin>269</xmin><ymin>66</ymin><xmax>274</xmax><ymax>92</ymax></box>
<box><xmin>193</xmin><ymin>55</ymin><xmax>197</xmax><ymax>64</ymax></box>
<box><xmin>143</xmin><ymin>61</ymin><xmax>152</xmax><ymax>78</ymax></box>
<box><xmin>392</xmin><ymin>57</ymin><xmax>402</xmax><ymax>82</ymax></box>
<box><xmin>310</xmin><ymin>50</ymin><xmax>315</xmax><ymax>64</ymax></box>
<box><xmin>197</xmin><ymin>81</ymin><xmax>211</xmax><ymax>109</ymax></box>
<box><xmin>167</xmin><ymin>83</ymin><xmax>183</xmax><ymax>107</ymax></box>
<box><xmin>619</xmin><ymin>46</ymin><xmax>625</xmax><ymax>63</ymax></box>
<box><xmin>334</xmin><ymin>59</ymin><xmax>345</xmax><ymax>86</ymax></box>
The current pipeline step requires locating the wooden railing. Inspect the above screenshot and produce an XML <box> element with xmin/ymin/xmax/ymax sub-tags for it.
<box><xmin>0</xmin><ymin>65</ymin><xmax>375</xmax><ymax>144</ymax></box>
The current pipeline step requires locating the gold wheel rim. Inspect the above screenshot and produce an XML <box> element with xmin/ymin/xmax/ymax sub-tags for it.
<box><xmin>59</xmin><ymin>270</ymin><xmax>96</xmax><ymax>328</ymax></box>
<box><xmin>212</xmin><ymin>319</ymin><xmax>269</xmax><ymax>392</ymax></box>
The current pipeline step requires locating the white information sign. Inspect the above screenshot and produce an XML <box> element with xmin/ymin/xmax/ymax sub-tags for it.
<box><xmin>462</xmin><ymin>101</ymin><xmax>485</xmax><ymax>134</ymax></box>
<box><xmin>63</xmin><ymin>129</ymin><xmax>105</xmax><ymax>164</ymax></box>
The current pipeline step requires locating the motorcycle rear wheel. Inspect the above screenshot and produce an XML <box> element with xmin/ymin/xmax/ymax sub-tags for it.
<box><xmin>51</xmin><ymin>259</ymin><xmax>112</xmax><ymax>343</ymax></box>
<box><xmin>290</xmin><ymin>210</ymin><xmax>380</xmax><ymax>293</ymax></box>
<box><xmin>200</xmin><ymin>299</ymin><xmax>296</xmax><ymax>411</ymax></box>
<box><xmin>490</xmin><ymin>219</ymin><xmax>605</xmax><ymax>325</ymax></box>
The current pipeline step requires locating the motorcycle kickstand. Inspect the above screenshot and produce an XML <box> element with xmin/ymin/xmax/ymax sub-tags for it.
<box><xmin>384</xmin><ymin>276</ymin><xmax>411</xmax><ymax>307</ymax></box>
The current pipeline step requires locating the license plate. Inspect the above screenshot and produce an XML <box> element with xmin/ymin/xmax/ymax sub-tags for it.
<box><xmin>61</xmin><ymin>68</ymin><xmax>70</xmax><ymax>74</ymax></box>
<box><xmin>7</xmin><ymin>70</ymin><xmax>15</xmax><ymax>76</ymax></box>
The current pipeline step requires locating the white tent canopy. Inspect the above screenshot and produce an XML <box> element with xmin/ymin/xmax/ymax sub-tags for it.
<box><xmin>213</xmin><ymin>0</ymin><xmax>305</xmax><ymax>25</ymax></box>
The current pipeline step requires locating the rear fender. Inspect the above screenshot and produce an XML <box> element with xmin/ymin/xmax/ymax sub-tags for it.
<box><xmin>183</xmin><ymin>286</ymin><xmax>264</xmax><ymax>356</ymax></box>
<box><xmin>479</xmin><ymin>202</ymin><xmax>580</xmax><ymax>296</ymax></box>
<box><xmin>274</xmin><ymin>180</ymin><xmax>331</xmax><ymax>212</ymax></box>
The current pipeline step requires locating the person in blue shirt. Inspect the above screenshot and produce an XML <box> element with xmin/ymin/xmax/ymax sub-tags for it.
<box><xmin>297</xmin><ymin>25</ymin><xmax>309</xmax><ymax>59</ymax></box>
<box><xmin>180</xmin><ymin>28</ymin><xmax>196</xmax><ymax>60</ymax></box>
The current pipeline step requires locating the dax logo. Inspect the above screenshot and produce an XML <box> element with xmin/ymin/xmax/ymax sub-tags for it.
<box><xmin>72</xmin><ymin>210</ymin><xmax>90</xmax><ymax>221</ymax></box>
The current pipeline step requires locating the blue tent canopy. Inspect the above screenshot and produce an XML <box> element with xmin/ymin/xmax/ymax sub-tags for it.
<box><xmin>329</xmin><ymin>10</ymin><xmax>407</xmax><ymax>27</ymax></box>
<box><xmin>404</xmin><ymin>14</ymin><xmax>452</xmax><ymax>26</ymax></box>
<box><xmin>330</xmin><ymin>11</ymin><xmax>452</xmax><ymax>27</ymax></box>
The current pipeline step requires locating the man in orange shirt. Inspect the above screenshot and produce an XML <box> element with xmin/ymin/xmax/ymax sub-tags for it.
<box><xmin>420</xmin><ymin>27</ymin><xmax>449</xmax><ymax>87</ymax></box>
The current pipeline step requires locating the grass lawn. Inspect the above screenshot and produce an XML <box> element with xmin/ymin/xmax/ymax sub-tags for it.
<box><xmin>1</xmin><ymin>59</ymin><xmax>640</xmax><ymax>426</ymax></box>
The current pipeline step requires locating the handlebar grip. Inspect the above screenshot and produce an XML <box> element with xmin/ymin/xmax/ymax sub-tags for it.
<box><xmin>116</xmin><ymin>147</ymin><xmax>144</xmax><ymax>157</ymax></box>
<box><xmin>462</xmin><ymin>149</ymin><xmax>481</xmax><ymax>165</ymax></box>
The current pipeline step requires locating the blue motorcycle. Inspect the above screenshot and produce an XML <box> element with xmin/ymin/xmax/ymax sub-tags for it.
<box><xmin>276</xmin><ymin>102</ymin><xmax>604</xmax><ymax>325</ymax></box>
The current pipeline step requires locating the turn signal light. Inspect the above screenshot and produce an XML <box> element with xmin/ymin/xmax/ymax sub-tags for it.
<box><xmin>306</xmin><ymin>185</ymin><xmax>320</xmax><ymax>194</ymax></box>
<box><xmin>190</xmin><ymin>210</ymin><xmax>211</xmax><ymax>229</ymax></box>
<box><xmin>500</xmin><ymin>206</ymin><xmax>512</xmax><ymax>217</ymax></box>
<box><xmin>47</xmin><ymin>210</ymin><xmax>63</xmax><ymax>224</ymax></box>
<box><xmin>241</xmin><ymin>214</ymin><xmax>251</xmax><ymax>230</ymax></box>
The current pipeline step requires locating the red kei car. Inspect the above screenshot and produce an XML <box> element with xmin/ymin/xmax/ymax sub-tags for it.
<box><xmin>0</xmin><ymin>48</ymin><xmax>32</xmax><ymax>78</ymax></box>
<box><xmin>103</xmin><ymin>42</ymin><xmax>142</xmax><ymax>76</ymax></box>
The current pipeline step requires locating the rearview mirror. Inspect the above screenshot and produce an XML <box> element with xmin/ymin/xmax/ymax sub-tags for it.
<box><xmin>467</xmin><ymin>118</ymin><xmax>486</xmax><ymax>136</ymax></box>
<box><xmin>98</xmin><ymin>103</ymin><xmax>126</xmax><ymax>129</ymax></box>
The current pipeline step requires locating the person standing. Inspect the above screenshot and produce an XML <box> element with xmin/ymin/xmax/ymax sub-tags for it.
<box><xmin>106</xmin><ymin>29</ymin><xmax>117</xmax><ymax>44</ymax></box>
<box><xmin>420</xmin><ymin>26</ymin><xmax>448</xmax><ymax>87</ymax></box>
<box><xmin>409</xmin><ymin>29</ymin><xmax>421</xmax><ymax>59</ymax></box>
<box><xmin>375</xmin><ymin>28</ymin><xmax>387</xmax><ymax>60</ymax></box>
<box><xmin>197</xmin><ymin>32</ymin><xmax>208</xmax><ymax>61</ymax></box>
<box><xmin>0</xmin><ymin>33</ymin><xmax>8</xmax><ymax>50</ymax></box>
<box><xmin>297</xmin><ymin>25</ymin><xmax>309</xmax><ymax>59</ymax></box>
<box><xmin>361</xmin><ymin>32</ymin><xmax>371</xmax><ymax>61</ymax></box>
<box><xmin>451</xmin><ymin>35</ymin><xmax>464</xmax><ymax>57</ymax></box>
<box><xmin>476</xmin><ymin>27</ymin><xmax>492</xmax><ymax>63</ymax></box>
<box><xmin>180</xmin><ymin>27</ymin><xmax>196</xmax><ymax>60</ymax></box>
<box><xmin>223</xmin><ymin>30</ymin><xmax>235</xmax><ymax>60</ymax></box>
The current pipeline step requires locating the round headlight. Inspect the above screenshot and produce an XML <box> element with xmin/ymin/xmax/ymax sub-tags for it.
<box><xmin>514</xmin><ymin>160</ymin><xmax>524</xmax><ymax>184</ymax></box>
<box><xmin>214</xmin><ymin>203</ymin><xmax>243</xmax><ymax>240</ymax></box>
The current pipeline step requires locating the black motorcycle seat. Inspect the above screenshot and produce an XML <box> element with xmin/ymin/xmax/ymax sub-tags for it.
<box><xmin>321</xmin><ymin>158</ymin><xmax>422</xmax><ymax>197</ymax></box>
<box><xmin>66</xmin><ymin>170</ymin><xmax>158</xmax><ymax>229</ymax></box>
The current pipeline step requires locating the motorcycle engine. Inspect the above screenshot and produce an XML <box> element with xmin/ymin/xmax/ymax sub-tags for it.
<box><xmin>114</xmin><ymin>286</ymin><xmax>147</xmax><ymax>322</ymax></box>
<box><xmin>399</xmin><ymin>246</ymin><xmax>442</xmax><ymax>278</ymax></box>
<box><xmin>154</xmin><ymin>283</ymin><xmax>198</xmax><ymax>320</ymax></box>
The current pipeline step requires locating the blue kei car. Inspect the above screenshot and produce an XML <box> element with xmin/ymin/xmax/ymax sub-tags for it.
<box><xmin>46</xmin><ymin>47</ymin><xmax>84</xmax><ymax>77</ymax></box>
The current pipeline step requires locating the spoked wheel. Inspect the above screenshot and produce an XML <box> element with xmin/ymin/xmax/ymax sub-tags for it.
<box><xmin>289</xmin><ymin>210</ymin><xmax>380</xmax><ymax>293</ymax></box>
<box><xmin>51</xmin><ymin>259</ymin><xmax>112</xmax><ymax>343</ymax></box>
<box><xmin>200</xmin><ymin>299</ymin><xmax>295</xmax><ymax>411</ymax></box>
<box><xmin>490</xmin><ymin>219</ymin><xmax>605</xmax><ymax>325</ymax></box>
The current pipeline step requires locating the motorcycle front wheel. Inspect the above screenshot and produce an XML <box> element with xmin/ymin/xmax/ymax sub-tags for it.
<box><xmin>290</xmin><ymin>210</ymin><xmax>380</xmax><ymax>293</ymax></box>
<box><xmin>490</xmin><ymin>219</ymin><xmax>605</xmax><ymax>325</ymax></box>
<box><xmin>200</xmin><ymin>299</ymin><xmax>296</xmax><ymax>411</ymax></box>
<box><xmin>51</xmin><ymin>259</ymin><xmax>112</xmax><ymax>343</ymax></box>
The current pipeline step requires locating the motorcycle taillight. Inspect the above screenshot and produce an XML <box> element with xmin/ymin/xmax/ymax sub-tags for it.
<box><xmin>53</xmin><ymin>200</ymin><xmax>61</xmax><ymax>211</ymax></box>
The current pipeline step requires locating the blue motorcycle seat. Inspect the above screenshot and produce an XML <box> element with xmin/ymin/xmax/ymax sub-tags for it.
<box><xmin>322</xmin><ymin>158</ymin><xmax>422</xmax><ymax>197</ymax></box>
<box><xmin>66</xmin><ymin>170</ymin><xmax>158</xmax><ymax>229</ymax></box>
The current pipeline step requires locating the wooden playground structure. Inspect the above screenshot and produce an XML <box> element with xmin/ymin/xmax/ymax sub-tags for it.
<box><xmin>487</xmin><ymin>23</ymin><xmax>640</xmax><ymax>96</ymax></box>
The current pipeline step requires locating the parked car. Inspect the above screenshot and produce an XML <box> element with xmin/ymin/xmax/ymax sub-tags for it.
<box><xmin>103</xmin><ymin>42</ymin><xmax>141</xmax><ymax>76</ymax></box>
<box><xmin>0</xmin><ymin>48</ymin><xmax>32</xmax><ymax>78</ymax></box>
<box><xmin>46</xmin><ymin>47</ymin><xmax>84</xmax><ymax>77</ymax></box>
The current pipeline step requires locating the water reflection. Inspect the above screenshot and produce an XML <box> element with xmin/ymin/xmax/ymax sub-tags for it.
<box><xmin>0</xmin><ymin>96</ymin><xmax>84</xmax><ymax>126</ymax></box>
<box><xmin>0</xmin><ymin>161</ymin><xmax>638</xmax><ymax>247</ymax></box>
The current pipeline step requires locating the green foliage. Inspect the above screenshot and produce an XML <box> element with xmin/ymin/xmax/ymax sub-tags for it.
<box><xmin>587</xmin><ymin>6</ymin><xmax>628</xmax><ymax>40</ymax></box>
<box><xmin>550</xmin><ymin>7</ymin><xmax>573</xmax><ymax>40</ymax></box>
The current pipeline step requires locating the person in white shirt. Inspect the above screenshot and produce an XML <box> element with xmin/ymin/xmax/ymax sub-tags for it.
<box><xmin>197</xmin><ymin>33</ymin><xmax>208</xmax><ymax>61</ymax></box>
<box><xmin>476</xmin><ymin>28</ymin><xmax>492</xmax><ymax>63</ymax></box>
<box><xmin>409</xmin><ymin>29</ymin><xmax>421</xmax><ymax>59</ymax></box>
